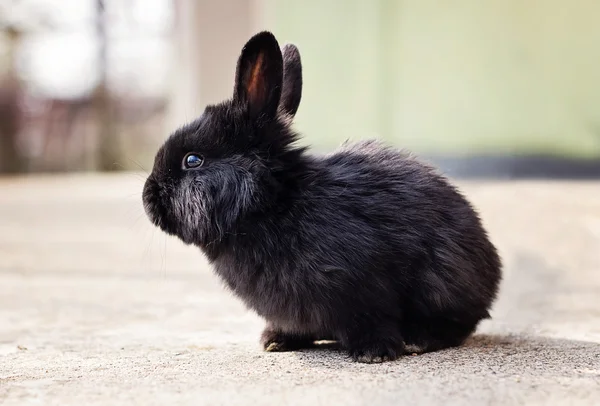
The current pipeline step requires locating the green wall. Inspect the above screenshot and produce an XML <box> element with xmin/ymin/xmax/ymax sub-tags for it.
<box><xmin>265</xmin><ymin>0</ymin><xmax>600</xmax><ymax>158</ymax></box>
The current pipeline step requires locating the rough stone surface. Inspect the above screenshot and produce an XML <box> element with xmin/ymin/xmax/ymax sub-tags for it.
<box><xmin>0</xmin><ymin>173</ymin><xmax>599</xmax><ymax>405</ymax></box>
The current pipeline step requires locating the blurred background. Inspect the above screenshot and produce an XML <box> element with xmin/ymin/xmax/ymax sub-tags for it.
<box><xmin>2</xmin><ymin>0</ymin><xmax>600</xmax><ymax>177</ymax></box>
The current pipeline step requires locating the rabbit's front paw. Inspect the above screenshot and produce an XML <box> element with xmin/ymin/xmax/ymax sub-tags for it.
<box><xmin>261</xmin><ymin>328</ymin><xmax>315</xmax><ymax>352</ymax></box>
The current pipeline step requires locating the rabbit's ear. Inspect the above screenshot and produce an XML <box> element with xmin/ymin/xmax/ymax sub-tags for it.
<box><xmin>279</xmin><ymin>44</ymin><xmax>302</xmax><ymax>118</ymax></box>
<box><xmin>233</xmin><ymin>31</ymin><xmax>283</xmax><ymax>120</ymax></box>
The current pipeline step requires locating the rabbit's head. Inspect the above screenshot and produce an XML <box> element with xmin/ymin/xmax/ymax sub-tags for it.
<box><xmin>143</xmin><ymin>32</ymin><xmax>306</xmax><ymax>247</ymax></box>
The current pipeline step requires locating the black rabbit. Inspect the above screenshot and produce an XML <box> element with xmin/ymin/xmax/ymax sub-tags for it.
<box><xmin>143</xmin><ymin>31</ymin><xmax>502</xmax><ymax>363</ymax></box>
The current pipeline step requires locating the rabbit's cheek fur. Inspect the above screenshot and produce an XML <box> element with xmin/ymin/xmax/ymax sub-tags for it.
<box><xmin>170</xmin><ymin>163</ymin><xmax>258</xmax><ymax>246</ymax></box>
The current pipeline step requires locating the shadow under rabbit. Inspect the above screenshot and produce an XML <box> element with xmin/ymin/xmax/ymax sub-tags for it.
<box><xmin>279</xmin><ymin>333</ymin><xmax>600</xmax><ymax>374</ymax></box>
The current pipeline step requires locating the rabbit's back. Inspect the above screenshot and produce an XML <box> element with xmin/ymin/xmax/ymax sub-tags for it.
<box><xmin>308</xmin><ymin>139</ymin><xmax>501</xmax><ymax>315</ymax></box>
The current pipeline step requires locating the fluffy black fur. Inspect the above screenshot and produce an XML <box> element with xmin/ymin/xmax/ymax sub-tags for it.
<box><xmin>143</xmin><ymin>31</ymin><xmax>502</xmax><ymax>363</ymax></box>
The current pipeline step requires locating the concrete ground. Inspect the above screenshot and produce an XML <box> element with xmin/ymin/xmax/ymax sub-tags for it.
<box><xmin>0</xmin><ymin>173</ymin><xmax>599</xmax><ymax>405</ymax></box>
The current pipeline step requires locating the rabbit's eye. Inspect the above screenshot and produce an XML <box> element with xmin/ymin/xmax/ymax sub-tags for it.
<box><xmin>183</xmin><ymin>153</ymin><xmax>204</xmax><ymax>169</ymax></box>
